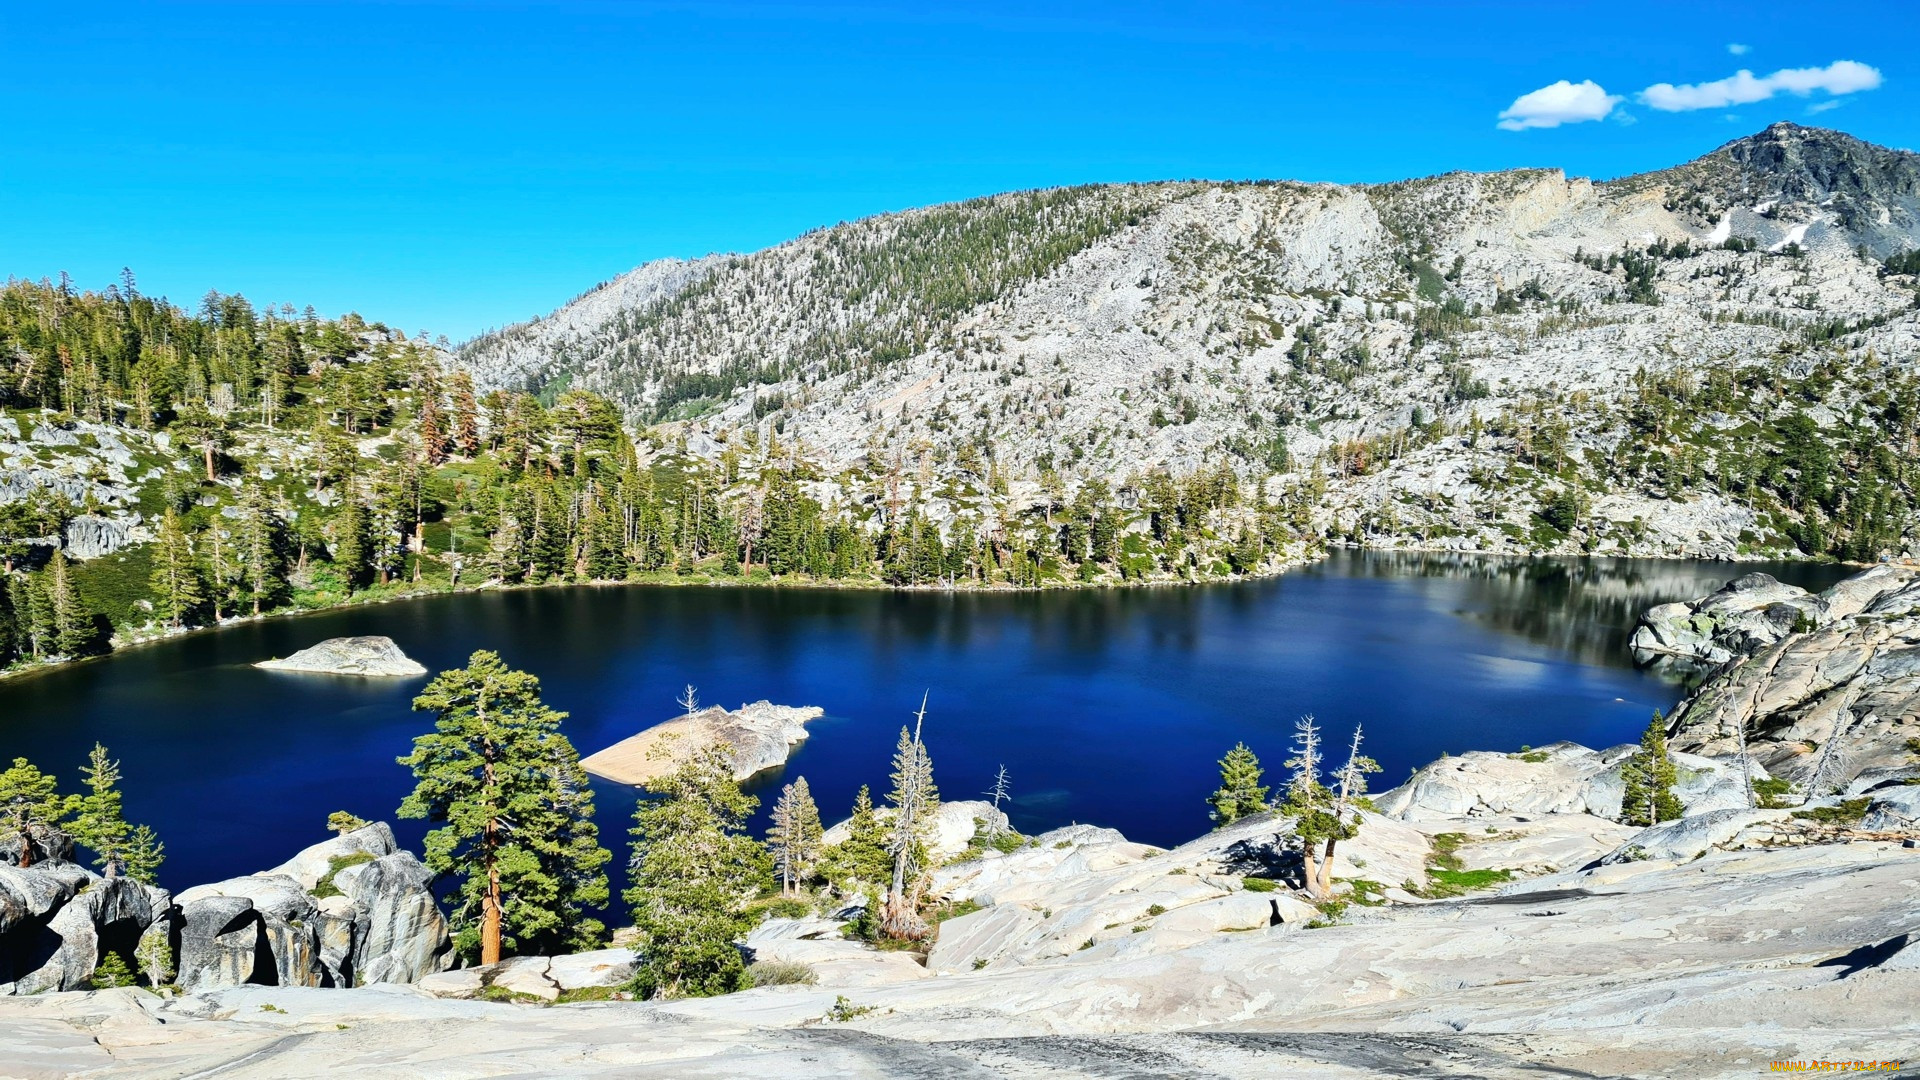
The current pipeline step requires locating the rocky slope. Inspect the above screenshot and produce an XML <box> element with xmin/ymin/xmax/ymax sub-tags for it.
<box><xmin>459</xmin><ymin>123</ymin><xmax>1920</xmax><ymax>561</ymax></box>
<box><xmin>1661</xmin><ymin>564</ymin><xmax>1920</xmax><ymax>797</ymax></box>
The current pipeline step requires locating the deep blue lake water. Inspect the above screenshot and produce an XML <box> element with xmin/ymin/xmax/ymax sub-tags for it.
<box><xmin>0</xmin><ymin>552</ymin><xmax>1851</xmax><ymax>895</ymax></box>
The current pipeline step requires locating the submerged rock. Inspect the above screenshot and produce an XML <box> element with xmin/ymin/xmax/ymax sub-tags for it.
<box><xmin>255</xmin><ymin>636</ymin><xmax>428</xmax><ymax>677</ymax></box>
<box><xmin>581</xmin><ymin>701</ymin><xmax>824</xmax><ymax>785</ymax></box>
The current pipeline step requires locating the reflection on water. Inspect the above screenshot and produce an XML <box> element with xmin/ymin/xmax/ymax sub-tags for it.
<box><xmin>1326</xmin><ymin>550</ymin><xmax>1853</xmax><ymax>678</ymax></box>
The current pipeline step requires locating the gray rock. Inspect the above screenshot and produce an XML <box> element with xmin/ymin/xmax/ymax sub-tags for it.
<box><xmin>255</xmin><ymin>637</ymin><xmax>428</xmax><ymax>677</ymax></box>
<box><xmin>1629</xmin><ymin>573</ymin><xmax>1819</xmax><ymax>664</ymax></box>
<box><xmin>61</xmin><ymin>514</ymin><xmax>134</xmax><ymax>559</ymax></box>
<box><xmin>417</xmin><ymin>949</ymin><xmax>634</xmax><ymax>1001</ymax></box>
<box><xmin>162</xmin><ymin>824</ymin><xmax>449</xmax><ymax>992</ymax></box>
<box><xmin>1598</xmin><ymin>808</ymin><xmax>1790</xmax><ymax>865</ymax></box>
<box><xmin>823</xmin><ymin>800</ymin><xmax>1011</xmax><ymax>863</ymax></box>
<box><xmin>336</xmin><ymin>851</ymin><xmax>453</xmax><ymax>985</ymax></box>
<box><xmin>174</xmin><ymin>895</ymin><xmax>268</xmax><ymax>992</ymax></box>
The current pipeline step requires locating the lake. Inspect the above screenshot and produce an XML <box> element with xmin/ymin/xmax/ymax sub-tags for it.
<box><xmin>0</xmin><ymin>552</ymin><xmax>1852</xmax><ymax>895</ymax></box>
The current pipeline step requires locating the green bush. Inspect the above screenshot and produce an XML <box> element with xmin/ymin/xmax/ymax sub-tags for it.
<box><xmin>1240</xmin><ymin>877</ymin><xmax>1278</xmax><ymax>893</ymax></box>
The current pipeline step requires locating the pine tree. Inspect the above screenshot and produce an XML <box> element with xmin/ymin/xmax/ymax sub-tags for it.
<box><xmin>822</xmin><ymin>784</ymin><xmax>891</xmax><ymax>890</ymax></box>
<box><xmin>149</xmin><ymin>508</ymin><xmax>204</xmax><ymax>629</ymax></box>
<box><xmin>0</xmin><ymin>756</ymin><xmax>75</xmax><ymax>867</ymax></box>
<box><xmin>397</xmin><ymin>651</ymin><xmax>610</xmax><ymax>964</ymax></box>
<box><xmin>44</xmin><ymin>552</ymin><xmax>103</xmax><ymax>657</ymax></box>
<box><xmin>1281</xmin><ymin>715</ymin><xmax>1337</xmax><ymax>896</ymax></box>
<box><xmin>1620</xmin><ymin>712</ymin><xmax>1683</xmax><ymax>827</ymax></box>
<box><xmin>332</xmin><ymin>490</ymin><xmax>372</xmax><ymax>591</ymax></box>
<box><xmin>449</xmin><ymin>370</ymin><xmax>482</xmax><ymax>457</ymax></box>
<box><xmin>71</xmin><ymin>743</ymin><xmax>168</xmax><ymax>882</ymax></box>
<box><xmin>90</xmin><ymin>950</ymin><xmax>135</xmax><ymax>989</ymax></box>
<box><xmin>238</xmin><ymin>484</ymin><xmax>287</xmax><ymax>615</ymax></box>
<box><xmin>1207</xmin><ymin>742</ymin><xmax>1270</xmax><ymax>826</ymax></box>
<box><xmin>768</xmin><ymin>777</ymin><xmax>824</xmax><ymax>895</ymax></box>
<box><xmin>625</xmin><ymin>741</ymin><xmax>771</xmax><ymax>998</ymax></box>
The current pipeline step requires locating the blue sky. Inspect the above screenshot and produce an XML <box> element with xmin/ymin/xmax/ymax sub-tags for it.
<box><xmin>3</xmin><ymin>1</ymin><xmax>1914</xmax><ymax>340</ymax></box>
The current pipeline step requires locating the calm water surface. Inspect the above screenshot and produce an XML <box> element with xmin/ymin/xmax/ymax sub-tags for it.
<box><xmin>0</xmin><ymin>552</ymin><xmax>1851</xmax><ymax>893</ymax></box>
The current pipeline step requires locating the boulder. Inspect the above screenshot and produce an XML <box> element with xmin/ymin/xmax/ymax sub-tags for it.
<box><xmin>582</xmin><ymin>701</ymin><xmax>825</xmax><ymax>785</ymax></box>
<box><xmin>336</xmin><ymin>852</ymin><xmax>454</xmax><ymax>984</ymax></box>
<box><xmin>1598</xmin><ymin>808</ymin><xmax>1790</xmax><ymax>865</ymax></box>
<box><xmin>1374</xmin><ymin>742</ymin><xmax>1632</xmax><ymax>819</ymax></box>
<box><xmin>1628</xmin><ymin>572</ymin><xmax>1820</xmax><ymax>664</ymax></box>
<box><xmin>174</xmin><ymin>895</ymin><xmax>270</xmax><ymax>992</ymax></box>
<box><xmin>255</xmin><ymin>637</ymin><xmax>428</xmax><ymax>677</ymax></box>
<box><xmin>165</xmin><ymin>824</ymin><xmax>451</xmax><ymax>992</ymax></box>
<box><xmin>61</xmin><ymin>515</ymin><xmax>133</xmax><ymax>560</ymax></box>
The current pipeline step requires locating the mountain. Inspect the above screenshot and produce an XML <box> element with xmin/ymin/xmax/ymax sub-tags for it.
<box><xmin>457</xmin><ymin>124</ymin><xmax>1920</xmax><ymax>561</ymax></box>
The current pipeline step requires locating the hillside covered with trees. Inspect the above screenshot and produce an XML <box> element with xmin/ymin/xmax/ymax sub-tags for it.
<box><xmin>0</xmin><ymin>276</ymin><xmax>1301</xmax><ymax>677</ymax></box>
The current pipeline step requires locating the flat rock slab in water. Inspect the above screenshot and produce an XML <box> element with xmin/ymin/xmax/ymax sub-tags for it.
<box><xmin>583</xmin><ymin>701</ymin><xmax>824</xmax><ymax>785</ymax></box>
<box><xmin>255</xmin><ymin>636</ymin><xmax>428</xmax><ymax>677</ymax></box>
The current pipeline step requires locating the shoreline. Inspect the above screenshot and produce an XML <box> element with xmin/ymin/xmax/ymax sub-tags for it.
<box><xmin>0</xmin><ymin>542</ymin><xmax>1857</xmax><ymax>685</ymax></box>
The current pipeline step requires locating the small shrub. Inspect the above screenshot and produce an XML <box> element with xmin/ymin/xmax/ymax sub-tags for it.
<box><xmin>553</xmin><ymin>985</ymin><xmax>619</xmax><ymax>1003</ymax></box>
<box><xmin>1791</xmin><ymin>797</ymin><xmax>1872</xmax><ymax>825</ymax></box>
<box><xmin>971</xmin><ymin>958</ymin><xmax>989</xmax><ymax>970</ymax></box>
<box><xmin>826</xmin><ymin>995</ymin><xmax>877</xmax><ymax>1022</ymax></box>
<box><xmin>932</xmin><ymin>899</ymin><xmax>982</xmax><ymax>924</ymax></box>
<box><xmin>90</xmin><ymin>952</ymin><xmax>136</xmax><ymax>989</ymax></box>
<box><xmin>1145</xmin><ymin>904</ymin><xmax>1167</xmax><ymax>917</ymax></box>
<box><xmin>1078</xmin><ymin>938</ymin><xmax>1095</xmax><ymax>951</ymax></box>
<box><xmin>1240</xmin><ymin>877</ymin><xmax>1278</xmax><ymax>893</ymax></box>
<box><xmin>1752</xmin><ymin>776</ymin><xmax>1795</xmax><ymax>809</ymax></box>
<box><xmin>746</xmin><ymin>960</ymin><xmax>818</xmax><ymax>988</ymax></box>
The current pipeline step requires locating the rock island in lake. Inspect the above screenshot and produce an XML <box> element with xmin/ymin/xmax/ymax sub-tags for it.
<box><xmin>582</xmin><ymin>701</ymin><xmax>824</xmax><ymax>785</ymax></box>
<box><xmin>255</xmin><ymin>636</ymin><xmax>428</xmax><ymax>677</ymax></box>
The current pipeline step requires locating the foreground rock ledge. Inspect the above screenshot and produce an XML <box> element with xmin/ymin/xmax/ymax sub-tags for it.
<box><xmin>582</xmin><ymin>701</ymin><xmax>824</xmax><ymax>785</ymax></box>
<box><xmin>256</xmin><ymin>636</ymin><xmax>428</xmax><ymax>677</ymax></box>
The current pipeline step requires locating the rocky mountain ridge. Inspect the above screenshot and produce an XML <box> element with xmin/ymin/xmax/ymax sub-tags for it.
<box><xmin>456</xmin><ymin>123</ymin><xmax>1920</xmax><ymax>561</ymax></box>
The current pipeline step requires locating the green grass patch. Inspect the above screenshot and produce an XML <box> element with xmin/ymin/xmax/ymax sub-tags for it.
<box><xmin>309</xmin><ymin>852</ymin><xmax>376</xmax><ymax>899</ymax></box>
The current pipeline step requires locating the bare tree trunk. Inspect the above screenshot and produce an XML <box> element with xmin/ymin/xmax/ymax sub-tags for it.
<box><xmin>482</xmin><ymin>844</ymin><xmax>503</xmax><ymax>966</ymax></box>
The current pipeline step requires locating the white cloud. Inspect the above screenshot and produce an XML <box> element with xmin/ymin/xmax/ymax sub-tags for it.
<box><xmin>1728</xmin><ymin>43</ymin><xmax>1750</xmax><ymax>56</ymax></box>
<box><xmin>1806</xmin><ymin>99</ymin><xmax>1844</xmax><ymax>114</ymax></box>
<box><xmin>1497</xmin><ymin>79</ymin><xmax>1622</xmax><ymax>131</ymax></box>
<box><xmin>1640</xmin><ymin>60</ymin><xmax>1882</xmax><ymax>111</ymax></box>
